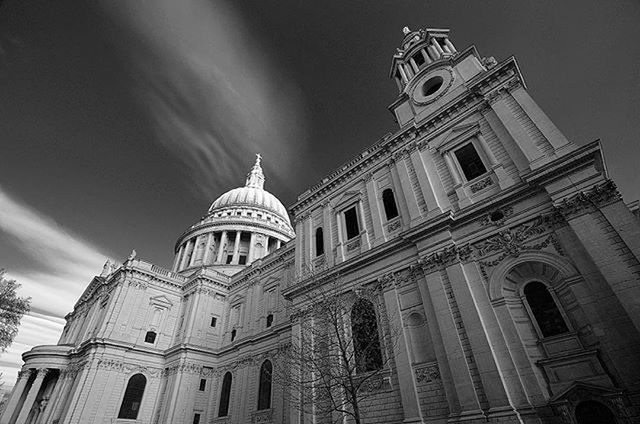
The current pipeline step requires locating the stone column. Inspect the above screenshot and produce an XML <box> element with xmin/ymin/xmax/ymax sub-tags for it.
<box><xmin>444</xmin><ymin>263</ymin><xmax>512</xmax><ymax>414</ymax></box>
<box><xmin>248</xmin><ymin>233</ymin><xmax>256</xmax><ymax>264</ymax></box>
<box><xmin>443</xmin><ymin>151</ymin><xmax>462</xmax><ymax>185</ymax></box>
<box><xmin>202</xmin><ymin>233</ymin><xmax>214</xmax><ymax>265</ymax></box>
<box><xmin>15</xmin><ymin>369</ymin><xmax>48</xmax><ymax>424</ymax></box>
<box><xmin>456</xmin><ymin>261</ymin><xmax>533</xmax><ymax>413</ymax></box>
<box><xmin>184</xmin><ymin>291</ymin><xmax>202</xmax><ymax>343</ymax></box>
<box><xmin>560</xmin><ymin>199</ymin><xmax>640</xmax><ymax>334</ymax></box>
<box><xmin>509</xmin><ymin>84</ymin><xmax>571</xmax><ymax>152</ymax></box>
<box><xmin>172</xmin><ymin>244</ymin><xmax>185</xmax><ymax>271</ymax></box>
<box><xmin>231</xmin><ymin>231</ymin><xmax>241</xmax><ymax>264</ymax></box>
<box><xmin>394</xmin><ymin>155</ymin><xmax>422</xmax><ymax>223</ymax></box>
<box><xmin>41</xmin><ymin>370</ymin><xmax>72</xmax><ymax>424</ymax></box>
<box><xmin>216</xmin><ymin>231</ymin><xmax>228</xmax><ymax>264</ymax></box>
<box><xmin>382</xmin><ymin>282</ymin><xmax>423</xmax><ymax>423</ymax></box>
<box><xmin>0</xmin><ymin>369</ymin><xmax>32</xmax><ymax>424</ymax></box>
<box><xmin>264</xmin><ymin>236</ymin><xmax>270</xmax><ymax>256</ymax></box>
<box><xmin>420</xmin><ymin>267</ymin><xmax>483</xmax><ymax>417</ymax></box>
<box><xmin>364</xmin><ymin>175</ymin><xmax>384</xmax><ymax>245</ymax></box>
<box><xmin>276</xmin><ymin>239</ymin><xmax>282</xmax><ymax>249</ymax></box>
<box><xmin>179</xmin><ymin>241</ymin><xmax>191</xmax><ymax>269</ymax></box>
<box><xmin>189</xmin><ymin>236</ymin><xmax>201</xmax><ymax>267</ymax></box>
<box><xmin>357</xmin><ymin>200</ymin><xmax>371</xmax><ymax>250</ymax></box>
<box><xmin>409</xmin><ymin>148</ymin><xmax>441</xmax><ymax>217</ymax></box>
<box><xmin>335</xmin><ymin>211</ymin><xmax>345</xmax><ymax>262</ymax></box>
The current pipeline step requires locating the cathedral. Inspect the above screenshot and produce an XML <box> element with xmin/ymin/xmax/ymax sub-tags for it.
<box><xmin>3</xmin><ymin>26</ymin><xmax>640</xmax><ymax>424</ymax></box>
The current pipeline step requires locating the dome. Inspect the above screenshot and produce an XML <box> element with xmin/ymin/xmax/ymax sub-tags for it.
<box><xmin>209</xmin><ymin>186</ymin><xmax>291</xmax><ymax>225</ymax></box>
<box><xmin>172</xmin><ymin>154</ymin><xmax>294</xmax><ymax>275</ymax></box>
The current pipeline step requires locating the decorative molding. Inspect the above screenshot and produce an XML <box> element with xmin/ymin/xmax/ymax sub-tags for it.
<box><xmin>252</xmin><ymin>409</ymin><xmax>273</xmax><ymax>423</ymax></box>
<box><xmin>479</xmin><ymin>206</ymin><xmax>514</xmax><ymax>227</ymax></box>
<box><xmin>418</xmin><ymin>244</ymin><xmax>472</xmax><ymax>273</ymax></box>
<box><xmin>485</xmin><ymin>88</ymin><xmax>507</xmax><ymax>105</ymax></box>
<box><xmin>346</xmin><ymin>238</ymin><xmax>361</xmax><ymax>252</ymax></box>
<box><xmin>469</xmin><ymin>176</ymin><xmax>493</xmax><ymax>193</ymax></box>
<box><xmin>127</xmin><ymin>280</ymin><xmax>148</xmax><ymax>290</ymax></box>
<box><xmin>554</xmin><ymin>180</ymin><xmax>620</xmax><ymax>218</ymax></box>
<box><xmin>474</xmin><ymin>219</ymin><xmax>547</xmax><ymax>259</ymax></box>
<box><xmin>387</xmin><ymin>219</ymin><xmax>402</xmax><ymax>233</ymax></box>
<box><xmin>414</xmin><ymin>363</ymin><xmax>440</xmax><ymax>383</ymax></box>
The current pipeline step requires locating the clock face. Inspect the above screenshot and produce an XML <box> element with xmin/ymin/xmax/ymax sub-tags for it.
<box><xmin>411</xmin><ymin>68</ymin><xmax>454</xmax><ymax>105</ymax></box>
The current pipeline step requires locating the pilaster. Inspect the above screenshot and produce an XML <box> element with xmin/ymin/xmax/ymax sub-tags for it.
<box><xmin>419</xmin><ymin>265</ymin><xmax>483</xmax><ymax>418</ymax></box>
<box><xmin>394</xmin><ymin>153</ymin><xmax>422</xmax><ymax>223</ymax></box>
<box><xmin>488</xmin><ymin>91</ymin><xmax>545</xmax><ymax>169</ymax></box>
<box><xmin>380</xmin><ymin>277</ymin><xmax>424</xmax><ymax>423</ymax></box>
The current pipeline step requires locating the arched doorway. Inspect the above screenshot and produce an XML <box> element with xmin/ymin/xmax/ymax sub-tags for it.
<box><xmin>575</xmin><ymin>400</ymin><xmax>616</xmax><ymax>424</ymax></box>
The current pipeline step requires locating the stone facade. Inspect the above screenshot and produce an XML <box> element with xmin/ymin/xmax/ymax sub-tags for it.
<box><xmin>2</xmin><ymin>26</ymin><xmax>640</xmax><ymax>424</ymax></box>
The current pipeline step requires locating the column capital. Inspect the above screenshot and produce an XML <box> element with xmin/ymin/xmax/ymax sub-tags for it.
<box><xmin>17</xmin><ymin>369</ymin><xmax>32</xmax><ymax>380</ymax></box>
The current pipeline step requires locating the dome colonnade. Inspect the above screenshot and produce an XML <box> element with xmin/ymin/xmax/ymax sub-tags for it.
<box><xmin>172</xmin><ymin>154</ymin><xmax>295</xmax><ymax>274</ymax></box>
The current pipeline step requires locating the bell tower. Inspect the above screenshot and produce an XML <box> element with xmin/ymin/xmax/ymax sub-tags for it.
<box><xmin>388</xmin><ymin>27</ymin><xmax>487</xmax><ymax>128</ymax></box>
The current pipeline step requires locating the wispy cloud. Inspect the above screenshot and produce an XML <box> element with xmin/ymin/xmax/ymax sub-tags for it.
<box><xmin>99</xmin><ymin>0</ymin><xmax>308</xmax><ymax>198</ymax></box>
<box><xmin>0</xmin><ymin>187</ymin><xmax>112</xmax><ymax>386</ymax></box>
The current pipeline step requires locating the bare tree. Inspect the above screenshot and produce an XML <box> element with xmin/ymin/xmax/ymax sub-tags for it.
<box><xmin>278</xmin><ymin>273</ymin><xmax>400</xmax><ymax>424</ymax></box>
<box><xmin>0</xmin><ymin>269</ymin><xmax>31</xmax><ymax>352</ymax></box>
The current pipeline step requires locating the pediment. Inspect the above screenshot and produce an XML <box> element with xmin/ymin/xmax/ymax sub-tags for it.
<box><xmin>334</xmin><ymin>190</ymin><xmax>361</xmax><ymax>208</ymax></box>
<box><xmin>149</xmin><ymin>295</ymin><xmax>173</xmax><ymax>308</ymax></box>
<box><xmin>549</xmin><ymin>381</ymin><xmax>622</xmax><ymax>403</ymax></box>
<box><xmin>434</xmin><ymin>122</ymin><xmax>480</xmax><ymax>150</ymax></box>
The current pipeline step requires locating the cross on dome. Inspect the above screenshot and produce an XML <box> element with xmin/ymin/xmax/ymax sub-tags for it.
<box><xmin>245</xmin><ymin>153</ymin><xmax>265</xmax><ymax>189</ymax></box>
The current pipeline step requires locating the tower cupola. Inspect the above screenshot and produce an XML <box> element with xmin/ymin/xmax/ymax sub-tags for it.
<box><xmin>389</xmin><ymin>27</ymin><xmax>458</xmax><ymax>92</ymax></box>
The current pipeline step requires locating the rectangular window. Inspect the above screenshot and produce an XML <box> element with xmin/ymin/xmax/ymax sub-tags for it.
<box><xmin>238</xmin><ymin>255</ymin><xmax>247</xmax><ymax>265</ymax></box>
<box><xmin>454</xmin><ymin>143</ymin><xmax>487</xmax><ymax>181</ymax></box>
<box><xmin>193</xmin><ymin>413</ymin><xmax>201</xmax><ymax>424</ymax></box>
<box><xmin>210</xmin><ymin>317</ymin><xmax>217</xmax><ymax>327</ymax></box>
<box><xmin>226</xmin><ymin>255</ymin><xmax>233</xmax><ymax>264</ymax></box>
<box><xmin>199</xmin><ymin>379</ymin><xmax>206</xmax><ymax>391</ymax></box>
<box><xmin>344</xmin><ymin>206</ymin><xmax>360</xmax><ymax>240</ymax></box>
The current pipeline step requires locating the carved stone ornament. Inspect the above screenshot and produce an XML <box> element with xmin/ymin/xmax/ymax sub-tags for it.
<box><xmin>481</xmin><ymin>56</ymin><xmax>497</xmax><ymax>69</ymax></box>
<box><xmin>419</xmin><ymin>244</ymin><xmax>472</xmax><ymax>273</ymax></box>
<box><xmin>346</xmin><ymin>238</ymin><xmax>361</xmax><ymax>252</ymax></box>
<box><xmin>474</xmin><ymin>219</ymin><xmax>547</xmax><ymax>259</ymax></box>
<box><xmin>555</xmin><ymin>180</ymin><xmax>620</xmax><ymax>218</ymax></box>
<box><xmin>479</xmin><ymin>206</ymin><xmax>514</xmax><ymax>227</ymax></box>
<box><xmin>469</xmin><ymin>176</ymin><xmax>493</xmax><ymax>193</ymax></box>
<box><xmin>252</xmin><ymin>409</ymin><xmax>273</xmax><ymax>423</ymax></box>
<box><xmin>485</xmin><ymin>88</ymin><xmax>507</xmax><ymax>105</ymax></box>
<box><xmin>415</xmin><ymin>363</ymin><xmax>440</xmax><ymax>383</ymax></box>
<box><xmin>387</xmin><ymin>219</ymin><xmax>402</xmax><ymax>233</ymax></box>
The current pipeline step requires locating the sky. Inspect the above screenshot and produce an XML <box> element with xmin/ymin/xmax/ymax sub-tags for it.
<box><xmin>0</xmin><ymin>0</ymin><xmax>639</xmax><ymax>387</ymax></box>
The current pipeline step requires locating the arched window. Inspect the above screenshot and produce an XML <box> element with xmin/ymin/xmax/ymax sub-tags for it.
<box><xmin>315</xmin><ymin>227</ymin><xmax>324</xmax><ymax>256</ymax></box>
<box><xmin>257</xmin><ymin>360</ymin><xmax>273</xmax><ymax>410</ymax></box>
<box><xmin>218</xmin><ymin>372</ymin><xmax>232</xmax><ymax>417</ymax></box>
<box><xmin>118</xmin><ymin>373</ymin><xmax>146</xmax><ymax>419</ymax></box>
<box><xmin>382</xmin><ymin>189</ymin><xmax>399</xmax><ymax>220</ymax></box>
<box><xmin>351</xmin><ymin>299</ymin><xmax>383</xmax><ymax>373</ymax></box>
<box><xmin>524</xmin><ymin>281</ymin><xmax>569</xmax><ymax>337</ymax></box>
